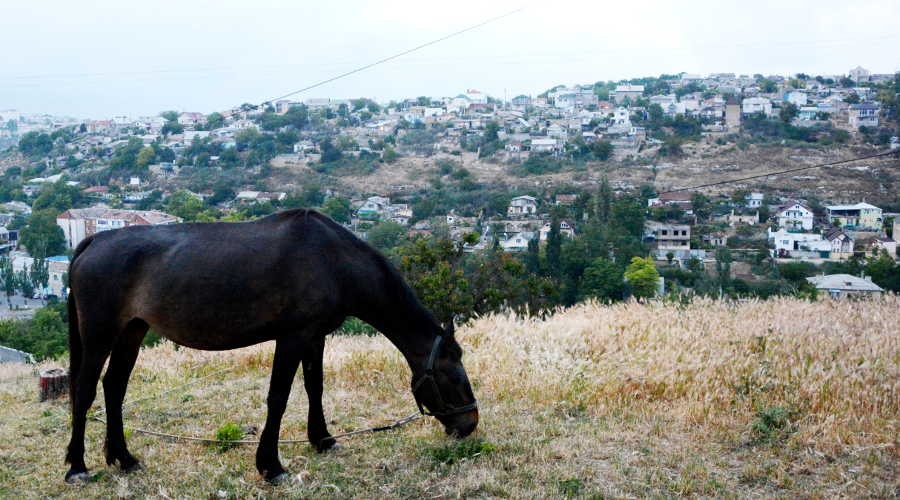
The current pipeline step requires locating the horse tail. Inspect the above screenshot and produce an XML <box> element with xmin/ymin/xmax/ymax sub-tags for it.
<box><xmin>67</xmin><ymin>234</ymin><xmax>94</xmax><ymax>410</ymax></box>
<box><xmin>67</xmin><ymin>291</ymin><xmax>80</xmax><ymax>411</ymax></box>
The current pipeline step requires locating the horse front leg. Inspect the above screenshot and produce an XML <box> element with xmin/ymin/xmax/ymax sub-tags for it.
<box><xmin>256</xmin><ymin>337</ymin><xmax>302</xmax><ymax>483</ymax></box>
<box><xmin>302</xmin><ymin>336</ymin><xmax>335</xmax><ymax>452</ymax></box>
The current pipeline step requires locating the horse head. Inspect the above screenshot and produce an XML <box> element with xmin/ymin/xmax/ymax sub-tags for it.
<box><xmin>411</xmin><ymin>323</ymin><xmax>479</xmax><ymax>438</ymax></box>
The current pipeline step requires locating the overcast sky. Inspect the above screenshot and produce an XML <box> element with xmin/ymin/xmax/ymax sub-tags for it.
<box><xmin>2</xmin><ymin>0</ymin><xmax>898</xmax><ymax>119</ymax></box>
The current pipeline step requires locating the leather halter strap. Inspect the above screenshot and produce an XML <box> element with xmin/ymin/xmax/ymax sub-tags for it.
<box><xmin>411</xmin><ymin>335</ymin><xmax>478</xmax><ymax>417</ymax></box>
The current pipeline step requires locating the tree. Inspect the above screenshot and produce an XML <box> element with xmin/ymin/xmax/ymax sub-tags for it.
<box><xmin>20</xmin><ymin>210</ymin><xmax>67</xmax><ymax>258</ymax></box>
<box><xmin>320</xmin><ymin>197</ymin><xmax>351</xmax><ymax>223</ymax></box>
<box><xmin>545</xmin><ymin>215</ymin><xmax>562</xmax><ymax>276</ymax></box>
<box><xmin>366</xmin><ymin>221</ymin><xmax>407</xmax><ymax>252</ymax></box>
<box><xmin>579</xmin><ymin>258</ymin><xmax>625</xmax><ymax>301</ymax></box>
<box><xmin>160</xmin><ymin>110</ymin><xmax>179</xmax><ymax>122</ymax></box>
<box><xmin>590</xmin><ymin>140</ymin><xmax>613</xmax><ymax>160</ymax></box>
<box><xmin>0</xmin><ymin>257</ymin><xmax>15</xmax><ymax>307</ymax></box>
<box><xmin>135</xmin><ymin>146</ymin><xmax>156</xmax><ymax>170</ymax></box>
<box><xmin>164</xmin><ymin>190</ymin><xmax>209</xmax><ymax>222</ymax></box>
<box><xmin>30</xmin><ymin>257</ymin><xmax>49</xmax><ymax>298</ymax></box>
<box><xmin>18</xmin><ymin>268</ymin><xmax>34</xmax><ymax>299</ymax></box>
<box><xmin>382</xmin><ymin>144</ymin><xmax>399</xmax><ymax>163</ymax></box>
<box><xmin>624</xmin><ymin>256</ymin><xmax>659</xmax><ymax>299</ymax></box>
<box><xmin>843</xmin><ymin>92</ymin><xmax>860</xmax><ymax>105</ymax></box>
<box><xmin>319</xmin><ymin>138</ymin><xmax>342</xmax><ymax>163</ymax></box>
<box><xmin>32</xmin><ymin>180</ymin><xmax>84</xmax><ymax>213</ymax></box>
<box><xmin>779</xmin><ymin>103</ymin><xmax>799</xmax><ymax>123</ymax></box>
<box><xmin>161</xmin><ymin>120</ymin><xmax>184</xmax><ymax>135</ymax></box>
<box><xmin>205</xmin><ymin>112</ymin><xmax>224</xmax><ymax>130</ymax></box>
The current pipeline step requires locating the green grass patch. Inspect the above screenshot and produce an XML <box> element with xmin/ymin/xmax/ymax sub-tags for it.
<box><xmin>426</xmin><ymin>438</ymin><xmax>496</xmax><ymax>466</ymax></box>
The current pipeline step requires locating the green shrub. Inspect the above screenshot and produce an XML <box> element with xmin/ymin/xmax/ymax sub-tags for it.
<box><xmin>213</xmin><ymin>422</ymin><xmax>244</xmax><ymax>452</ymax></box>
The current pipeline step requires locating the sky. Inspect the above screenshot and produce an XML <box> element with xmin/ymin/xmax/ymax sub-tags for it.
<box><xmin>1</xmin><ymin>0</ymin><xmax>898</xmax><ymax>119</ymax></box>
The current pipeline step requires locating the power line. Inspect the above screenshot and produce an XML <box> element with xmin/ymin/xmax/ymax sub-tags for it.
<box><xmin>659</xmin><ymin>149</ymin><xmax>898</xmax><ymax>194</ymax></box>
<box><xmin>239</xmin><ymin>7</ymin><xmax>524</xmax><ymax>112</ymax></box>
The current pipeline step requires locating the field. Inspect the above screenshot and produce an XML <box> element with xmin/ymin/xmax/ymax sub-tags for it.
<box><xmin>1</xmin><ymin>297</ymin><xmax>897</xmax><ymax>498</ymax></box>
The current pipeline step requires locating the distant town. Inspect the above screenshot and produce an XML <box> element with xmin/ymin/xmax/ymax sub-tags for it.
<box><xmin>0</xmin><ymin>67</ymin><xmax>897</xmax><ymax>318</ymax></box>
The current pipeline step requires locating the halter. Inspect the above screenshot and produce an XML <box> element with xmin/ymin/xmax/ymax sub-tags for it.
<box><xmin>411</xmin><ymin>335</ymin><xmax>478</xmax><ymax>417</ymax></box>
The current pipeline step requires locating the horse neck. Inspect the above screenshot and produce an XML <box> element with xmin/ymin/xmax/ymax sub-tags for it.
<box><xmin>350</xmin><ymin>258</ymin><xmax>439</xmax><ymax>366</ymax></box>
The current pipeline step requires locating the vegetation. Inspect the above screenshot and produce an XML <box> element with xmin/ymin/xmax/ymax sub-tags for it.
<box><xmin>1</xmin><ymin>297</ymin><xmax>895</xmax><ymax>497</ymax></box>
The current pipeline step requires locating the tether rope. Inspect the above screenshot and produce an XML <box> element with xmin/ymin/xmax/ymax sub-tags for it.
<box><xmin>90</xmin><ymin>361</ymin><xmax>425</xmax><ymax>444</ymax></box>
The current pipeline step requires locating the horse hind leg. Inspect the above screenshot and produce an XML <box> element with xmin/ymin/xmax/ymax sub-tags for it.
<box><xmin>65</xmin><ymin>337</ymin><xmax>113</xmax><ymax>483</ymax></box>
<box><xmin>102</xmin><ymin>319</ymin><xmax>148</xmax><ymax>472</ymax></box>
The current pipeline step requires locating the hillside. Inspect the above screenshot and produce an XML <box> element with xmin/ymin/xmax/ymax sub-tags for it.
<box><xmin>1</xmin><ymin>297</ymin><xmax>897</xmax><ymax>498</ymax></box>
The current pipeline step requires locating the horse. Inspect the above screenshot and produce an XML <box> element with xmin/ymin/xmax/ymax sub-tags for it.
<box><xmin>64</xmin><ymin>208</ymin><xmax>479</xmax><ymax>484</ymax></box>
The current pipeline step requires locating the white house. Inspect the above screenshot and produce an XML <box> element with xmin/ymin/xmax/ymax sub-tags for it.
<box><xmin>507</xmin><ymin>196</ymin><xmax>538</xmax><ymax>217</ymax></box>
<box><xmin>539</xmin><ymin>220</ymin><xmax>575</xmax><ymax>241</ymax></box>
<box><xmin>745</xmin><ymin>192</ymin><xmax>764</xmax><ymax>208</ymax></box>
<box><xmin>500</xmin><ymin>232</ymin><xmax>536</xmax><ymax>252</ymax></box>
<box><xmin>530</xmin><ymin>138</ymin><xmax>559</xmax><ymax>153</ymax></box>
<box><xmin>742</xmin><ymin>97</ymin><xmax>773</xmax><ymax>117</ymax></box>
<box><xmin>826</xmin><ymin>202</ymin><xmax>882</xmax><ymax>231</ymax></box>
<box><xmin>775</xmin><ymin>202</ymin><xmax>814</xmax><ymax>231</ymax></box>
<box><xmin>849</xmin><ymin>103</ymin><xmax>879</xmax><ymax>129</ymax></box>
<box><xmin>784</xmin><ymin>90</ymin><xmax>808</xmax><ymax>106</ymax></box>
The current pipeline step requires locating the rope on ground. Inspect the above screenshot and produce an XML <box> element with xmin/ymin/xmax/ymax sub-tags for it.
<box><xmin>91</xmin><ymin>412</ymin><xmax>423</xmax><ymax>445</ymax></box>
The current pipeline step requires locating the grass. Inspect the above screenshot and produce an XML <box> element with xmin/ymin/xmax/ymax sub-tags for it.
<box><xmin>0</xmin><ymin>296</ymin><xmax>897</xmax><ymax>498</ymax></box>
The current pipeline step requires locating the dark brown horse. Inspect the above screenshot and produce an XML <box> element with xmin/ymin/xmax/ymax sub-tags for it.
<box><xmin>64</xmin><ymin>209</ymin><xmax>478</xmax><ymax>484</ymax></box>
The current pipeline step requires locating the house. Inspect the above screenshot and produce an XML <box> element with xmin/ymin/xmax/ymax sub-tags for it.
<box><xmin>555</xmin><ymin>194</ymin><xmax>578</xmax><ymax>206</ymax></box>
<box><xmin>11</xmin><ymin>253</ymin><xmax>70</xmax><ymax>297</ymax></box>
<box><xmin>235</xmin><ymin>191</ymin><xmax>287</xmax><ymax>204</ymax></box>
<box><xmin>648</xmin><ymin>191</ymin><xmax>694</xmax><ymax>215</ymax></box>
<box><xmin>645</xmin><ymin>221</ymin><xmax>691</xmax><ymax>252</ymax></box>
<box><xmin>57</xmin><ymin>208</ymin><xmax>180</xmax><ymax>250</ymax></box>
<box><xmin>848</xmin><ymin>66</ymin><xmax>871</xmax><ymax>83</ymax></box>
<box><xmin>848</xmin><ymin>103</ymin><xmax>879</xmax><ymax>128</ymax></box>
<box><xmin>387</xmin><ymin>204</ymin><xmax>413</xmax><ymax>226</ymax></box>
<box><xmin>500</xmin><ymin>232</ymin><xmax>536</xmax><ymax>252</ymax></box>
<box><xmin>539</xmin><ymin>220</ymin><xmax>576</xmax><ymax>241</ymax></box>
<box><xmin>826</xmin><ymin>202</ymin><xmax>882</xmax><ymax>231</ymax></box>
<box><xmin>0</xmin><ymin>345</ymin><xmax>34</xmax><ymax>363</ymax></box>
<box><xmin>530</xmin><ymin>138</ymin><xmax>559</xmax><ymax>153</ymax></box>
<box><xmin>775</xmin><ymin>202</ymin><xmax>814</xmax><ymax>231</ymax></box>
<box><xmin>745</xmin><ymin>192</ymin><xmax>764</xmax><ymax>208</ymax></box>
<box><xmin>783</xmin><ymin>90</ymin><xmax>807</xmax><ymax>106</ymax></box>
<box><xmin>822</xmin><ymin>227</ymin><xmax>854</xmax><ymax>257</ymax></box>
<box><xmin>507</xmin><ymin>196</ymin><xmax>538</xmax><ymax>217</ymax></box>
<box><xmin>872</xmin><ymin>237</ymin><xmax>897</xmax><ymax>257</ymax></box>
<box><xmin>357</xmin><ymin>196</ymin><xmax>391</xmax><ymax>220</ymax></box>
<box><xmin>768</xmin><ymin>228</ymin><xmax>824</xmax><ymax>256</ymax></box>
<box><xmin>721</xmin><ymin>209</ymin><xmax>760</xmax><ymax>226</ymax></box>
<box><xmin>806</xmin><ymin>274</ymin><xmax>882</xmax><ymax>299</ymax></box>
<box><xmin>613</xmin><ymin>84</ymin><xmax>644</xmax><ymax>104</ymax></box>
<box><xmin>741</xmin><ymin>97</ymin><xmax>773</xmax><ymax>117</ymax></box>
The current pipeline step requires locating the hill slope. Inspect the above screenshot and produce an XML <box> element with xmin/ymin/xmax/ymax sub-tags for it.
<box><xmin>1</xmin><ymin>297</ymin><xmax>897</xmax><ymax>497</ymax></box>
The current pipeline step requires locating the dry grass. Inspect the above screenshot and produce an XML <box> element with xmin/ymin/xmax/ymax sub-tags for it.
<box><xmin>1</xmin><ymin>297</ymin><xmax>897</xmax><ymax>498</ymax></box>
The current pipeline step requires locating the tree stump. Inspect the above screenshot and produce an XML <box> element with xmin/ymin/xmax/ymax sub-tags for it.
<box><xmin>39</xmin><ymin>368</ymin><xmax>69</xmax><ymax>402</ymax></box>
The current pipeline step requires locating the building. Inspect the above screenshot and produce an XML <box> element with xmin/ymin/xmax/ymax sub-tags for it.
<box><xmin>745</xmin><ymin>192</ymin><xmax>764</xmax><ymax>208</ymax></box>
<box><xmin>826</xmin><ymin>202</ymin><xmax>882</xmax><ymax>231</ymax></box>
<box><xmin>507</xmin><ymin>196</ymin><xmax>538</xmax><ymax>217</ymax></box>
<box><xmin>768</xmin><ymin>228</ymin><xmax>823</xmax><ymax>256</ymax></box>
<box><xmin>539</xmin><ymin>220</ymin><xmax>575</xmax><ymax>241</ymax></box>
<box><xmin>848</xmin><ymin>66</ymin><xmax>871</xmax><ymax>83</ymax></box>
<box><xmin>775</xmin><ymin>202</ymin><xmax>814</xmax><ymax>231</ymax></box>
<box><xmin>57</xmin><ymin>208</ymin><xmax>180</xmax><ymax>250</ymax></box>
<box><xmin>645</xmin><ymin>221</ymin><xmax>691</xmax><ymax>252</ymax></box>
<box><xmin>613</xmin><ymin>84</ymin><xmax>644</xmax><ymax>104</ymax></box>
<box><xmin>822</xmin><ymin>227</ymin><xmax>854</xmax><ymax>257</ymax></box>
<box><xmin>500</xmin><ymin>232</ymin><xmax>536</xmax><ymax>252</ymax></box>
<box><xmin>742</xmin><ymin>97</ymin><xmax>773</xmax><ymax>117</ymax></box>
<box><xmin>356</xmin><ymin>196</ymin><xmax>391</xmax><ymax>220</ymax></box>
<box><xmin>783</xmin><ymin>90</ymin><xmax>807</xmax><ymax>106</ymax></box>
<box><xmin>849</xmin><ymin>103</ymin><xmax>879</xmax><ymax>129</ymax></box>
<box><xmin>806</xmin><ymin>274</ymin><xmax>882</xmax><ymax>299</ymax></box>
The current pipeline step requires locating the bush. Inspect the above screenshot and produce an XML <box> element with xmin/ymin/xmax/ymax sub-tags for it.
<box><xmin>213</xmin><ymin>422</ymin><xmax>244</xmax><ymax>452</ymax></box>
<box><xmin>0</xmin><ymin>303</ymin><xmax>68</xmax><ymax>361</ymax></box>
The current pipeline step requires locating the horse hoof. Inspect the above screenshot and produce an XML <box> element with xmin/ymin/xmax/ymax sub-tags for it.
<box><xmin>268</xmin><ymin>472</ymin><xmax>292</xmax><ymax>485</ymax></box>
<box><xmin>65</xmin><ymin>471</ymin><xmax>92</xmax><ymax>485</ymax></box>
<box><xmin>315</xmin><ymin>437</ymin><xmax>339</xmax><ymax>453</ymax></box>
<box><xmin>121</xmin><ymin>460</ymin><xmax>142</xmax><ymax>473</ymax></box>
